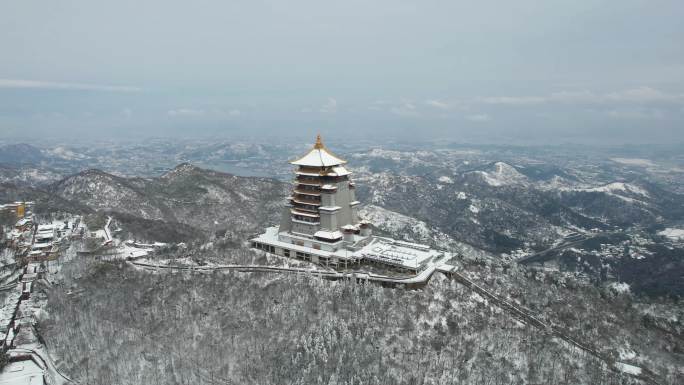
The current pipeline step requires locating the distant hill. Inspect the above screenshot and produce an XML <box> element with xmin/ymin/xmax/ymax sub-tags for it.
<box><xmin>0</xmin><ymin>182</ymin><xmax>92</xmax><ymax>215</ymax></box>
<box><xmin>0</xmin><ymin>143</ymin><xmax>46</xmax><ymax>165</ymax></box>
<box><xmin>0</xmin><ymin>165</ymin><xmax>63</xmax><ymax>187</ymax></box>
<box><xmin>49</xmin><ymin>163</ymin><xmax>288</xmax><ymax>238</ymax></box>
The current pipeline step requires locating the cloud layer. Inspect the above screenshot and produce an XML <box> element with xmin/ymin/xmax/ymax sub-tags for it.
<box><xmin>1</xmin><ymin>1</ymin><xmax>683</xmax><ymax>143</ymax></box>
<box><xmin>0</xmin><ymin>79</ymin><xmax>141</xmax><ymax>92</ymax></box>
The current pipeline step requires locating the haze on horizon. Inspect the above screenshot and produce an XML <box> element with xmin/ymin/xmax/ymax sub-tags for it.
<box><xmin>1</xmin><ymin>0</ymin><xmax>683</xmax><ymax>145</ymax></box>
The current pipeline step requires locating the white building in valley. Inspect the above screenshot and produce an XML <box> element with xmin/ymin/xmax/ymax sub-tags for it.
<box><xmin>251</xmin><ymin>135</ymin><xmax>447</xmax><ymax>272</ymax></box>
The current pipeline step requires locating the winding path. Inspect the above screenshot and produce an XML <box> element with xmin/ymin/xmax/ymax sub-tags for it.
<box><xmin>128</xmin><ymin>259</ymin><xmax>443</xmax><ymax>287</ymax></box>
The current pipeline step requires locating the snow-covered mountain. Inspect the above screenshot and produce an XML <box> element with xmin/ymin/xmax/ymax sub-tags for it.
<box><xmin>466</xmin><ymin>161</ymin><xmax>529</xmax><ymax>187</ymax></box>
<box><xmin>50</xmin><ymin>163</ymin><xmax>288</xmax><ymax>236</ymax></box>
<box><xmin>6</xmin><ymin>141</ymin><xmax>681</xmax><ymax>258</ymax></box>
<box><xmin>353</xmin><ymin>156</ymin><xmax>684</xmax><ymax>253</ymax></box>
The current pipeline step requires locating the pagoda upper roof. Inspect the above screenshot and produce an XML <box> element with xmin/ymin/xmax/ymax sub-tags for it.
<box><xmin>290</xmin><ymin>135</ymin><xmax>347</xmax><ymax>167</ymax></box>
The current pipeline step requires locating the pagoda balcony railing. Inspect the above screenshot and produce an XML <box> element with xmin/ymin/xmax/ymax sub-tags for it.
<box><xmin>290</xmin><ymin>193</ymin><xmax>321</xmax><ymax>201</ymax></box>
<box><xmin>291</xmin><ymin>204</ymin><xmax>319</xmax><ymax>214</ymax></box>
<box><xmin>291</xmin><ymin>218</ymin><xmax>320</xmax><ymax>225</ymax></box>
<box><xmin>295</xmin><ymin>178</ymin><xmax>323</xmax><ymax>187</ymax></box>
<box><xmin>294</xmin><ymin>184</ymin><xmax>321</xmax><ymax>191</ymax></box>
<box><xmin>296</xmin><ymin>180</ymin><xmax>322</xmax><ymax>187</ymax></box>
<box><xmin>293</xmin><ymin>189</ymin><xmax>321</xmax><ymax>196</ymax></box>
<box><xmin>291</xmin><ymin>208</ymin><xmax>320</xmax><ymax>218</ymax></box>
<box><xmin>296</xmin><ymin>174</ymin><xmax>321</xmax><ymax>182</ymax></box>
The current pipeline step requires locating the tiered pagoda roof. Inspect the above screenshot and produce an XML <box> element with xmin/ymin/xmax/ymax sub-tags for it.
<box><xmin>290</xmin><ymin>134</ymin><xmax>347</xmax><ymax>167</ymax></box>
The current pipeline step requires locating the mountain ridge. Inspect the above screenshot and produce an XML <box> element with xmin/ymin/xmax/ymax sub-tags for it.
<box><xmin>49</xmin><ymin>163</ymin><xmax>289</xmax><ymax>238</ymax></box>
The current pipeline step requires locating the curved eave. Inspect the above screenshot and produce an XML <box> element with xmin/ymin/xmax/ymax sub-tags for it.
<box><xmin>295</xmin><ymin>171</ymin><xmax>321</xmax><ymax>177</ymax></box>
<box><xmin>290</xmin><ymin>148</ymin><xmax>347</xmax><ymax>167</ymax></box>
<box><xmin>294</xmin><ymin>189</ymin><xmax>321</xmax><ymax>197</ymax></box>
<box><xmin>291</xmin><ymin>198</ymin><xmax>321</xmax><ymax>206</ymax></box>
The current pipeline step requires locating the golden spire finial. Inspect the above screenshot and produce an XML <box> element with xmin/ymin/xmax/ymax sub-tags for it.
<box><xmin>314</xmin><ymin>133</ymin><xmax>324</xmax><ymax>149</ymax></box>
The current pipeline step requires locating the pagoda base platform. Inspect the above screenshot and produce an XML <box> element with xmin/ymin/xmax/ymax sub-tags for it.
<box><xmin>250</xmin><ymin>226</ymin><xmax>446</xmax><ymax>273</ymax></box>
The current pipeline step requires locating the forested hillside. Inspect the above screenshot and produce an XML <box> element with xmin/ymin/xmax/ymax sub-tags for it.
<box><xmin>37</xmin><ymin>247</ymin><xmax>682</xmax><ymax>385</ymax></box>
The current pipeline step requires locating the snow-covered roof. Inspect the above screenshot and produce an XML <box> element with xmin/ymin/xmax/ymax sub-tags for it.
<box><xmin>290</xmin><ymin>135</ymin><xmax>347</xmax><ymax>167</ymax></box>
<box><xmin>319</xmin><ymin>206</ymin><xmax>341</xmax><ymax>212</ymax></box>
<box><xmin>314</xmin><ymin>230</ymin><xmax>343</xmax><ymax>240</ymax></box>
<box><xmin>329</xmin><ymin>166</ymin><xmax>351</xmax><ymax>176</ymax></box>
<box><xmin>0</xmin><ymin>360</ymin><xmax>45</xmax><ymax>385</ymax></box>
<box><xmin>355</xmin><ymin>237</ymin><xmax>441</xmax><ymax>269</ymax></box>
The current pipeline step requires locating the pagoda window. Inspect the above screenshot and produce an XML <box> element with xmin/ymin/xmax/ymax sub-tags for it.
<box><xmin>293</xmin><ymin>215</ymin><xmax>318</xmax><ymax>223</ymax></box>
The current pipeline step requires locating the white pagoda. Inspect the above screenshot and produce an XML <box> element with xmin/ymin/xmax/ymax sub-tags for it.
<box><xmin>280</xmin><ymin>134</ymin><xmax>366</xmax><ymax>240</ymax></box>
<box><xmin>251</xmin><ymin>135</ymin><xmax>445</xmax><ymax>272</ymax></box>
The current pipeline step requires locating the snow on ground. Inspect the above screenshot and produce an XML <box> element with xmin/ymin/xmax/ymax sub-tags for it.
<box><xmin>118</xmin><ymin>244</ymin><xmax>149</xmax><ymax>259</ymax></box>
<box><xmin>438</xmin><ymin>176</ymin><xmax>453</xmax><ymax>184</ymax></box>
<box><xmin>618</xmin><ymin>346</ymin><xmax>637</xmax><ymax>361</ymax></box>
<box><xmin>360</xmin><ymin>205</ymin><xmax>432</xmax><ymax>240</ymax></box>
<box><xmin>580</xmin><ymin>182</ymin><xmax>650</xmax><ymax>197</ymax></box>
<box><xmin>610</xmin><ymin>158</ymin><xmax>656</xmax><ymax>167</ymax></box>
<box><xmin>468</xmin><ymin>204</ymin><xmax>479</xmax><ymax>214</ymax></box>
<box><xmin>615</xmin><ymin>362</ymin><xmax>642</xmax><ymax>376</ymax></box>
<box><xmin>507</xmin><ymin>248</ymin><xmax>533</xmax><ymax>260</ymax></box>
<box><xmin>637</xmin><ymin>303</ymin><xmax>680</xmax><ymax>323</ymax></box>
<box><xmin>360</xmin><ymin>148</ymin><xmax>404</xmax><ymax>160</ymax></box>
<box><xmin>658</xmin><ymin>228</ymin><xmax>684</xmax><ymax>240</ymax></box>
<box><xmin>470</xmin><ymin>292</ymin><xmax>486</xmax><ymax>304</ymax></box>
<box><xmin>360</xmin><ymin>205</ymin><xmax>492</xmax><ymax>261</ymax></box>
<box><xmin>455</xmin><ymin>191</ymin><xmax>467</xmax><ymax>200</ymax></box>
<box><xmin>608</xmin><ymin>282</ymin><xmax>631</xmax><ymax>294</ymax></box>
<box><xmin>538</xmin><ymin>175</ymin><xmax>572</xmax><ymax>190</ymax></box>
<box><xmin>3</xmin><ymin>168</ymin><xmax>63</xmax><ymax>185</ymax></box>
<box><xmin>46</xmin><ymin>146</ymin><xmax>87</xmax><ymax>160</ymax></box>
<box><xmin>477</xmin><ymin>172</ymin><xmax>503</xmax><ymax>186</ymax></box>
<box><xmin>473</xmin><ymin>162</ymin><xmax>528</xmax><ymax>187</ymax></box>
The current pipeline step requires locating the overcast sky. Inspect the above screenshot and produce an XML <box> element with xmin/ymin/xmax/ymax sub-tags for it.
<box><xmin>1</xmin><ymin>0</ymin><xmax>683</xmax><ymax>144</ymax></box>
